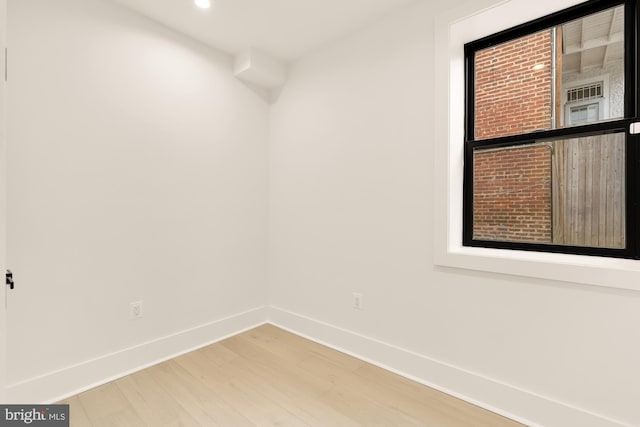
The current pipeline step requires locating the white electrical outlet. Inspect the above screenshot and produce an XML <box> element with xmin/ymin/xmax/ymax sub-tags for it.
<box><xmin>353</xmin><ymin>292</ymin><xmax>363</xmax><ymax>310</ymax></box>
<box><xmin>130</xmin><ymin>301</ymin><xmax>144</xmax><ymax>319</ymax></box>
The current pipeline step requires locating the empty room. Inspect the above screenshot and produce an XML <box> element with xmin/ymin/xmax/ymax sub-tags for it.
<box><xmin>0</xmin><ymin>0</ymin><xmax>638</xmax><ymax>426</ymax></box>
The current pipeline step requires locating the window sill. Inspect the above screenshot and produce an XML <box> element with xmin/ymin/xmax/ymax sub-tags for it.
<box><xmin>435</xmin><ymin>244</ymin><xmax>640</xmax><ymax>292</ymax></box>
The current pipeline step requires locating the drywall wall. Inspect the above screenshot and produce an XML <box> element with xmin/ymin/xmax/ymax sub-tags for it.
<box><xmin>268</xmin><ymin>1</ymin><xmax>640</xmax><ymax>426</ymax></box>
<box><xmin>6</xmin><ymin>0</ymin><xmax>268</xmax><ymax>394</ymax></box>
<box><xmin>0</xmin><ymin>0</ymin><xmax>7</xmax><ymax>403</ymax></box>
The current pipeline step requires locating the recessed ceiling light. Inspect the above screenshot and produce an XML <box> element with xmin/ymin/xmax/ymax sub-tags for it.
<box><xmin>194</xmin><ymin>0</ymin><xmax>211</xmax><ymax>9</ymax></box>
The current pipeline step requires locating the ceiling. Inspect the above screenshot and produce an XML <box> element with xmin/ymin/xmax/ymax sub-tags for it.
<box><xmin>109</xmin><ymin>0</ymin><xmax>419</xmax><ymax>62</ymax></box>
<box><xmin>562</xmin><ymin>5</ymin><xmax>624</xmax><ymax>74</ymax></box>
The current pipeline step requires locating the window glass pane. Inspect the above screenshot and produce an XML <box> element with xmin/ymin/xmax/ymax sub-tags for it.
<box><xmin>473</xmin><ymin>132</ymin><xmax>625</xmax><ymax>248</ymax></box>
<box><xmin>473</xmin><ymin>143</ymin><xmax>553</xmax><ymax>243</ymax></box>
<box><xmin>561</xmin><ymin>5</ymin><xmax>624</xmax><ymax>127</ymax></box>
<box><xmin>474</xmin><ymin>5</ymin><xmax>624</xmax><ymax>140</ymax></box>
<box><xmin>475</xmin><ymin>30</ymin><xmax>554</xmax><ymax>140</ymax></box>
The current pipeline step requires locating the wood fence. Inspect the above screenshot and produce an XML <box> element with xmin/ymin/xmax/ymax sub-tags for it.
<box><xmin>551</xmin><ymin>133</ymin><xmax>625</xmax><ymax>248</ymax></box>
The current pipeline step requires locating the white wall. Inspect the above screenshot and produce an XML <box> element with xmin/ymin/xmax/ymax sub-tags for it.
<box><xmin>268</xmin><ymin>1</ymin><xmax>640</xmax><ymax>426</ymax></box>
<box><xmin>6</xmin><ymin>0</ymin><xmax>268</xmax><ymax>394</ymax></box>
<box><xmin>0</xmin><ymin>0</ymin><xmax>7</xmax><ymax>403</ymax></box>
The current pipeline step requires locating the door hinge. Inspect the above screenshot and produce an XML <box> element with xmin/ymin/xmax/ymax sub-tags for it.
<box><xmin>6</xmin><ymin>270</ymin><xmax>14</xmax><ymax>290</ymax></box>
<box><xmin>4</xmin><ymin>48</ymin><xmax>6</xmax><ymax>82</ymax></box>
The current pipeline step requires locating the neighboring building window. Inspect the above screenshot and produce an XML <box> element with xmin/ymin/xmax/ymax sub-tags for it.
<box><xmin>569</xmin><ymin>102</ymin><xmax>600</xmax><ymax>124</ymax></box>
<box><xmin>566</xmin><ymin>82</ymin><xmax>603</xmax><ymax>103</ymax></box>
<box><xmin>464</xmin><ymin>0</ymin><xmax>638</xmax><ymax>257</ymax></box>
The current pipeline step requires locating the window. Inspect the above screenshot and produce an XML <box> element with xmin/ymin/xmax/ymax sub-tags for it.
<box><xmin>565</xmin><ymin>80</ymin><xmax>607</xmax><ymax>124</ymax></box>
<box><xmin>464</xmin><ymin>0</ymin><xmax>639</xmax><ymax>258</ymax></box>
<box><xmin>568</xmin><ymin>103</ymin><xmax>600</xmax><ymax>124</ymax></box>
<box><xmin>566</xmin><ymin>82</ymin><xmax>603</xmax><ymax>103</ymax></box>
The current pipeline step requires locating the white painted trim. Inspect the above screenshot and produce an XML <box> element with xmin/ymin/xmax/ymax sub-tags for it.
<box><xmin>268</xmin><ymin>306</ymin><xmax>633</xmax><ymax>427</ymax></box>
<box><xmin>6</xmin><ymin>306</ymin><xmax>268</xmax><ymax>404</ymax></box>
<box><xmin>433</xmin><ymin>0</ymin><xmax>640</xmax><ymax>292</ymax></box>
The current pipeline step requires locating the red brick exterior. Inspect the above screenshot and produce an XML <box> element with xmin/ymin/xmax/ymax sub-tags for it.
<box><xmin>473</xmin><ymin>145</ymin><xmax>552</xmax><ymax>243</ymax></box>
<box><xmin>475</xmin><ymin>30</ymin><xmax>553</xmax><ymax>140</ymax></box>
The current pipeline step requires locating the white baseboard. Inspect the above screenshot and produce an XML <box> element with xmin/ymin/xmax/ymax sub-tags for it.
<box><xmin>7</xmin><ymin>306</ymin><xmax>268</xmax><ymax>404</ymax></box>
<box><xmin>268</xmin><ymin>306</ymin><xmax>631</xmax><ymax>427</ymax></box>
<box><xmin>6</xmin><ymin>304</ymin><xmax>631</xmax><ymax>427</ymax></box>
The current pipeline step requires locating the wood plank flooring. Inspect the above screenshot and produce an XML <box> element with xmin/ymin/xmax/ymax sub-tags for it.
<box><xmin>58</xmin><ymin>324</ymin><xmax>525</xmax><ymax>426</ymax></box>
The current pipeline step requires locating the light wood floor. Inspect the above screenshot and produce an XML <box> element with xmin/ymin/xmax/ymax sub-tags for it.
<box><xmin>59</xmin><ymin>324</ymin><xmax>525</xmax><ymax>426</ymax></box>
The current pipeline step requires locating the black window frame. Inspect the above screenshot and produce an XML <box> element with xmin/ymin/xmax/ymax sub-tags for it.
<box><xmin>463</xmin><ymin>0</ymin><xmax>640</xmax><ymax>259</ymax></box>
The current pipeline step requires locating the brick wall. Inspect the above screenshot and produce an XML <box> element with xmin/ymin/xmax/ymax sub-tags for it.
<box><xmin>475</xmin><ymin>30</ymin><xmax>553</xmax><ymax>140</ymax></box>
<box><xmin>473</xmin><ymin>144</ymin><xmax>552</xmax><ymax>243</ymax></box>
